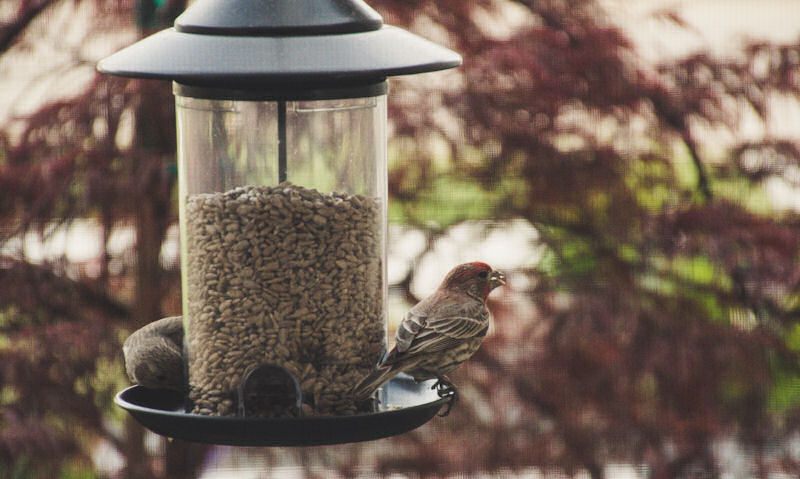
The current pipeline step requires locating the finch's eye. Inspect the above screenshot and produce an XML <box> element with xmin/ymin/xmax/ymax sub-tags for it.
<box><xmin>478</xmin><ymin>271</ymin><xmax>489</xmax><ymax>279</ymax></box>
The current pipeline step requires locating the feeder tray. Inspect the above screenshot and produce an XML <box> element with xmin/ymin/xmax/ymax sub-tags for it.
<box><xmin>115</xmin><ymin>375</ymin><xmax>451</xmax><ymax>446</ymax></box>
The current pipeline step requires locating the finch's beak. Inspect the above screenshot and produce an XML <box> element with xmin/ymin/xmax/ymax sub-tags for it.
<box><xmin>489</xmin><ymin>270</ymin><xmax>506</xmax><ymax>289</ymax></box>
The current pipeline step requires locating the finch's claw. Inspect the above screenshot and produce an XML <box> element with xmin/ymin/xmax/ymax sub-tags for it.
<box><xmin>433</xmin><ymin>378</ymin><xmax>457</xmax><ymax>417</ymax></box>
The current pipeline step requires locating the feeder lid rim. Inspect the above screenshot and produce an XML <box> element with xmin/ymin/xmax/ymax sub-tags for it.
<box><xmin>97</xmin><ymin>26</ymin><xmax>461</xmax><ymax>86</ymax></box>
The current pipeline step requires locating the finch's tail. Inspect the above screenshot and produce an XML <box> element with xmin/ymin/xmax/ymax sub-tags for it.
<box><xmin>351</xmin><ymin>364</ymin><xmax>396</xmax><ymax>400</ymax></box>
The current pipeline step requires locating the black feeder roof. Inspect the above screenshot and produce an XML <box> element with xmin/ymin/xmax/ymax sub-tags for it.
<box><xmin>97</xmin><ymin>0</ymin><xmax>462</xmax><ymax>89</ymax></box>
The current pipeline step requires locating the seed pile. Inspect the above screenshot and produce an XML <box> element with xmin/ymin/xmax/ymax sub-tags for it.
<box><xmin>184</xmin><ymin>183</ymin><xmax>385</xmax><ymax>417</ymax></box>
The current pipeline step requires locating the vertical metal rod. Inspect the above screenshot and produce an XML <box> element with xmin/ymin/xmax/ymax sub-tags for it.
<box><xmin>278</xmin><ymin>100</ymin><xmax>287</xmax><ymax>183</ymax></box>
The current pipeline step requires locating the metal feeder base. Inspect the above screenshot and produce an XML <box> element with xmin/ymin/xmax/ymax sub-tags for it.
<box><xmin>115</xmin><ymin>374</ymin><xmax>450</xmax><ymax>446</ymax></box>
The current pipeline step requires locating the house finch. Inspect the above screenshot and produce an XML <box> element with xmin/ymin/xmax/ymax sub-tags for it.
<box><xmin>123</xmin><ymin>315</ymin><xmax>186</xmax><ymax>391</ymax></box>
<box><xmin>351</xmin><ymin>262</ymin><xmax>505</xmax><ymax>413</ymax></box>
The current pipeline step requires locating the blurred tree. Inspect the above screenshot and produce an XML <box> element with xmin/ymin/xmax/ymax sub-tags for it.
<box><xmin>0</xmin><ymin>1</ymin><xmax>206</xmax><ymax>478</ymax></box>
<box><xmin>2</xmin><ymin>0</ymin><xmax>800</xmax><ymax>478</ymax></box>
<box><xmin>372</xmin><ymin>0</ymin><xmax>800</xmax><ymax>477</ymax></box>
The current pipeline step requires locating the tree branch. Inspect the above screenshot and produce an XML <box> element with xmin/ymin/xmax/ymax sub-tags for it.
<box><xmin>0</xmin><ymin>0</ymin><xmax>60</xmax><ymax>53</ymax></box>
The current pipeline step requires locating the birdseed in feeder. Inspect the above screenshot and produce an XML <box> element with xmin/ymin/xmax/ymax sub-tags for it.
<box><xmin>184</xmin><ymin>183</ymin><xmax>386</xmax><ymax>417</ymax></box>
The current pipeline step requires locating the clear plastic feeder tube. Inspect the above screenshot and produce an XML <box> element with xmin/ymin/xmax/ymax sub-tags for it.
<box><xmin>175</xmin><ymin>88</ymin><xmax>388</xmax><ymax>417</ymax></box>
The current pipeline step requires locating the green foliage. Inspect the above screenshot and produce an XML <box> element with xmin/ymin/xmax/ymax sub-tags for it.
<box><xmin>60</xmin><ymin>460</ymin><xmax>99</xmax><ymax>479</ymax></box>
<box><xmin>389</xmin><ymin>175</ymin><xmax>525</xmax><ymax>227</ymax></box>
<box><xmin>769</xmin><ymin>368</ymin><xmax>800</xmax><ymax>414</ymax></box>
<box><xmin>0</xmin><ymin>458</ymin><xmax>36</xmax><ymax>479</ymax></box>
<box><xmin>536</xmin><ymin>234</ymin><xmax>598</xmax><ymax>281</ymax></box>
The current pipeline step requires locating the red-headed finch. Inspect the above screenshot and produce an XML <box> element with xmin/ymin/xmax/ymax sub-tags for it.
<box><xmin>352</xmin><ymin>262</ymin><xmax>505</xmax><ymax>413</ymax></box>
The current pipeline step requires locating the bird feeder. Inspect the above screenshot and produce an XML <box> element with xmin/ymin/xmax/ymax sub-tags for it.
<box><xmin>99</xmin><ymin>0</ymin><xmax>460</xmax><ymax>445</ymax></box>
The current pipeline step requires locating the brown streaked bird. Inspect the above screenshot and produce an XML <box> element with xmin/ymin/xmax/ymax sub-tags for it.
<box><xmin>352</xmin><ymin>262</ymin><xmax>505</xmax><ymax>412</ymax></box>
<box><xmin>123</xmin><ymin>315</ymin><xmax>185</xmax><ymax>391</ymax></box>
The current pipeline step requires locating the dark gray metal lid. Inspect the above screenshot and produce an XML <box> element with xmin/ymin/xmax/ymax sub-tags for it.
<box><xmin>97</xmin><ymin>0</ymin><xmax>461</xmax><ymax>89</ymax></box>
<box><xmin>174</xmin><ymin>0</ymin><xmax>382</xmax><ymax>35</ymax></box>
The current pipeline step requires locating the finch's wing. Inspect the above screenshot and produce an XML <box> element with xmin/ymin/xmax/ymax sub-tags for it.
<box><xmin>405</xmin><ymin>315</ymin><xmax>488</xmax><ymax>355</ymax></box>
<box><xmin>389</xmin><ymin>299</ymin><xmax>489</xmax><ymax>360</ymax></box>
<box><xmin>394</xmin><ymin>309</ymin><xmax>427</xmax><ymax>354</ymax></box>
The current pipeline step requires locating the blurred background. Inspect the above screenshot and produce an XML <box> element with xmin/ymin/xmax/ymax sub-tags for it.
<box><xmin>3</xmin><ymin>0</ymin><xmax>800</xmax><ymax>477</ymax></box>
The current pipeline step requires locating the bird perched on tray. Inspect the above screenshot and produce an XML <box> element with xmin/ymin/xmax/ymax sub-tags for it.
<box><xmin>123</xmin><ymin>315</ymin><xmax>186</xmax><ymax>391</ymax></box>
<box><xmin>351</xmin><ymin>262</ymin><xmax>505</xmax><ymax>413</ymax></box>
